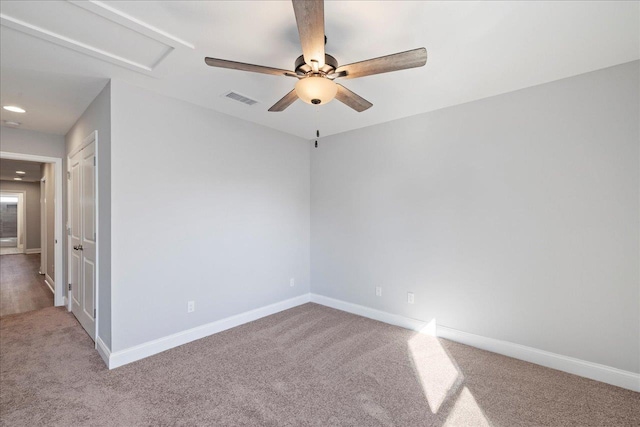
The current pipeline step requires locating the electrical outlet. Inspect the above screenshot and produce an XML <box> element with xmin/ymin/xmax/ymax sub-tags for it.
<box><xmin>407</xmin><ymin>292</ymin><xmax>415</xmax><ymax>304</ymax></box>
<box><xmin>375</xmin><ymin>286</ymin><xmax>382</xmax><ymax>297</ymax></box>
<box><xmin>187</xmin><ymin>301</ymin><xmax>195</xmax><ymax>313</ymax></box>
<box><xmin>290</xmin><ymin>278</ymin><xmax>295</xmax><ymax>287</ymax></box>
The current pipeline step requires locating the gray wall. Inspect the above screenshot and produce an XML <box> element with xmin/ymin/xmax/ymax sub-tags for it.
<box><xmin>0</xmin><ymin>180</ymin><xmax>40</xmax><ymax>250</ymax></box>
<box><xmin>65</xmin><ymin>82</ymin><xmax>111</xmax><ymax>349</ymax></box>
<box><xmin>110</xmin><ymin>80</ymin><xmax>310</xmax><ymax>352</ymax></box>
<box><xmin>311</xmin><ymin>61</ymin><xmax>639</xmax><ymax>373</ymax></box>
<box><xmin>0</xmin><ymin>127</ymin><xmax>65</xmax><ymax>158</ymax></box>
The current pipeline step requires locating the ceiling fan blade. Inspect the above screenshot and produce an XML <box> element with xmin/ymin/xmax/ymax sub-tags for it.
<box><xmin>334</xmin><ymin>48</ymin><xmax>427</xmax><ymax>79</ymax></box>
<box><xmin>268</xmin><ymin>89</ymin><xmax>299</xmax><ymax>112</ymax></box>
<box><xmin>204</xmin><ymin>57</ymin><xmax>299</xmax><ymax>78</ymax></box>
<box><xmin>292</xmin><ymin>0</ymin><xmax>325</xmax><ymax>67</ymax></box>
<box><xmin>327</xmin><ymin>71</ymin><xmax>348</xmax><ymax>80</ymax></box>
<box><xmin>335</xmin><ymin>84</ymin><xmax>372</xmax><ymax>112</ymax></box>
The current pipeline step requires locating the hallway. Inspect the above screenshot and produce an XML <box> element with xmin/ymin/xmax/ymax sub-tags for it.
<box><xmin>0</xmin><ymin>254</ymin><xmax>53</xmax><ymax>316</ymax></box>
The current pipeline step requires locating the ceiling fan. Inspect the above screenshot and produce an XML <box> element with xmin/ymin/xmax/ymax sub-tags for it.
<box><xmin>204</xmin><ymin>0</ymin><xmax>427</xmax><ymax>112</ymax></box>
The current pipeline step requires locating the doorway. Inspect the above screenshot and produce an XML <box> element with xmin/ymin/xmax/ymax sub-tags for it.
<box><xmin>0</xmin><ymin>151</ymin><xmax>64</xmax><ymax>307</ymax></box>
<box><xmin>0</xmin><ymin>192</ymin><xmax>24</xmax><ymax>255</ymax></box>
<box><xmin>0</xmin><ymin>159</ymin><xmax>52</xmax><ymax>316</ymax></box>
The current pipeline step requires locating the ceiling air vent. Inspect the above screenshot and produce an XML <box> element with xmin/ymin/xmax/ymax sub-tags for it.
<box><xmin>224</xmin><ymin>91</ymin><xmax>258</xmax><ymax>106</ymax></box>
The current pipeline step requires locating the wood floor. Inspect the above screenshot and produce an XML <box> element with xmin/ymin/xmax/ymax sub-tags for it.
<box><xmin>0</xmin><ymin>253</ymin><xmax>53</xmax><ymax>316</ymax></box>
<box><xmin>0</xmin><ymin>247</ymin><xmax>22</xmax><ymax>255</ymax></box>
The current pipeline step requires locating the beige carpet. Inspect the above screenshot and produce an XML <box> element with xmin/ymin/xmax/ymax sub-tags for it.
<box><xmin>1</xmin><ymin>304</ymin><xmax>638</xmax><ymax>426</ymax></box>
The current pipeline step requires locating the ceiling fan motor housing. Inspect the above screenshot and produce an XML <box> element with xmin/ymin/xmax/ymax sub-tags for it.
<box><xmin>295</xmin><ymin>54</ymin><xmax>339</xmax><ymax>76</ymax></box>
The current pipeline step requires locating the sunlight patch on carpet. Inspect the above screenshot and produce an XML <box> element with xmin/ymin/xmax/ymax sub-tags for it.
<box><xmin>443</xmin><ymin>387</ymin><xmax>490</xmax><ymax>426</ymax></box>
<box><xmin>408</xmin><ymin>322</ymin><xmax>461</xmax><ymax>413</ymax></box>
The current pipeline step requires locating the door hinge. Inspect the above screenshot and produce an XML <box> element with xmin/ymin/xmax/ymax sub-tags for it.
<box><xmin>93</xmin><ymin>157</ymin><xmax>96</xmax><ymax>166</ymax></box>
<box><xmin>67</xmin><ymin>171</ymin><xmax>71</xmax><ymax>180</ymax></box>
<box><xmin>94</xmin><ymin>308</ymin><xmax>96</xmax><ymax>317</ymax></box>
<box><xmin>68</xmin><ymin>283</ymin><xmax>72</xmax><ymax>291</ymax></box>
<box><xmin>67</xmin><ymin>228</ymin><xmax>71</xmax><ymax>236</ymax></box>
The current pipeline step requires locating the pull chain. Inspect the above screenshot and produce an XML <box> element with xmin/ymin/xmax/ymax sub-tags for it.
<box><xmin>314</xmin><ymin>105</ymin><xmax>320</xmax><ymax>148</ymax></box>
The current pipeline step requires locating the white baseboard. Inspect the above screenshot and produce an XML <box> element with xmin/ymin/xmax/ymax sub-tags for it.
<box><xmin>96</xmin><ymin>336</ymin><xmax>111</xmax><ymax>367</ymax></box>
<box><xmin>44</xmin><ymin>278</ymin><xmax>54</xmax><ymax>294</ymax></box>
<box><xmin>44</xmin><ymin>274</ymin><xmax>54</xmax><ymax>294</ymax></box>
<box><xmin>310</xmin><ymin>293</ymin><xmax>639</xmax><ymax>392</ymax></box>
<box><xmin>106</xmin><ymin>293</ymin><xmax>311</xmax><ymax>369</ymax></box>
<box><xmin>437</xmin><ymin>325</ymin><xmax>640</xmax><ymax>392</ymax></box>
<box><xmin>309</xmin><ymin>293</ymin><xmax>436</xmax><ymax>335</ymax></box>
<box><xmin>25</xmin><ymin>248</ymin><xmax>41</xmax><ymax>254</ymax></box>
<box><xmin>97</xmin><ymin>291</ymin><xmax>639</xmax><ymax>392</ymax></box>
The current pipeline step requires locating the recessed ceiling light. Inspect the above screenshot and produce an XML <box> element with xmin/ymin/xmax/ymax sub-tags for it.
<box><xmin>3</xmin><ymin>120</ymin><xmax>21</xmax><ymax>127</ymax></box>
<box><xmin>13</xmin><ymin>177</ymin><xmax>22</xmax><ymax>181</ymax></box>
<box><xmin>3</xmin><ymin>106</ymin><xmax>26</xmax><ymax>113</ymax></box>
<box><xmin>15</xmin><ymin>171</ymin><xmax>26</xmax><ymax>175</ymax></box>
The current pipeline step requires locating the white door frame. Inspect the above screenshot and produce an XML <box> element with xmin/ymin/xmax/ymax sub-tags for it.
<box><xmin>0</xmin><ymin>151</ymin><xmax>64</xmax><ymax>306</ymax></box>
<box><xmin>40</xmin><ymin>177</ymin><xmax>47</xmax><ymax>275</ymax></box>
<box><xmin>67</xmin><ymin>130</ymin><xmax>99</xmax><ymax>345</ymax></box>
<box><xmin>0</xmin><ymin>191</ymin><xmax>25</xmax><ymax>252</ymax></box>
<box><xmin>16</xmin><ymin>192</ymin><xmax>24</xmax><ymax>252</ymax></box>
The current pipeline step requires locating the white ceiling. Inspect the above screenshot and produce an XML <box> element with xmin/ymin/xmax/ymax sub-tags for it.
<box><xmin>1</xmin><ymin>1</ymin><xmax>638</xmax><ymax>139</ymax></box>
<box><xmin>0</xmin><ymin>158</ymin><xmax>42</xmax><ymax>182</ymax></box>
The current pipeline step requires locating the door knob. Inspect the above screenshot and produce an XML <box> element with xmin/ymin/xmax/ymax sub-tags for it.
<box><xmin>73</xmin><ymin>245</ymin><xmax>83</xmax><ymax>251</ymax></box>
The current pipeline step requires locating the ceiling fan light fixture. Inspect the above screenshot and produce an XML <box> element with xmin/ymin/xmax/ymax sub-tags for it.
<box><xmin>295</xmin><ymin>76</ymin><xmax>337</xmax><ymax>105</ymax></box>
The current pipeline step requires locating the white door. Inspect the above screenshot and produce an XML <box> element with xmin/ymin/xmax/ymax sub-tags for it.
<box><xmin>69</xmin><ymin>141</ymin><xmax>96</xmax><ymax>340</ymax></box>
